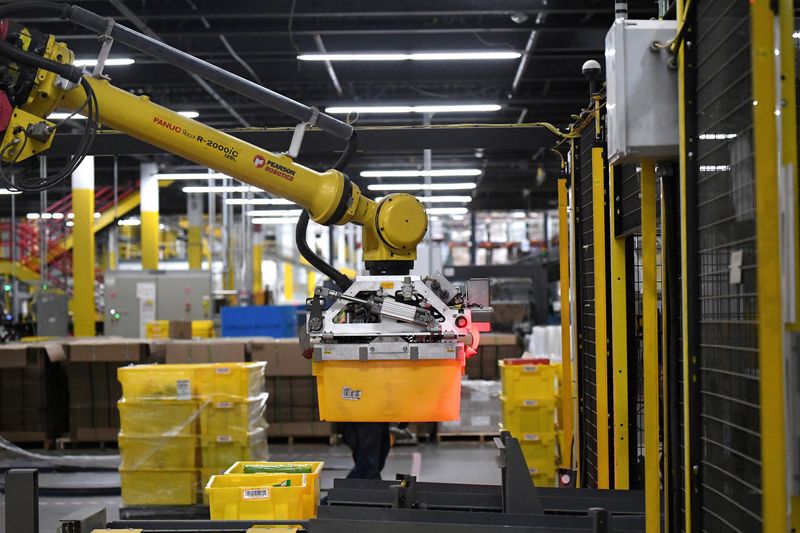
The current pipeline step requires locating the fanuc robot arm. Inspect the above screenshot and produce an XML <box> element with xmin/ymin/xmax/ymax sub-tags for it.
<box><xmin>0</xmin><ymin>3</ymin><xmax>491</xmax><ymax>421</ymax></box>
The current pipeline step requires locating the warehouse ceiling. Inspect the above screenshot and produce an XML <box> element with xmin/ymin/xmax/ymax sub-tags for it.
<box><xmin>3</xmin><ymin>0</ymin><xmax>664</xmax><ymax>216</ymax></box>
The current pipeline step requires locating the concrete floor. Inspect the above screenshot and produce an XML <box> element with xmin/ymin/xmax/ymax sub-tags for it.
<box><xmin>0</xmin><ymin>442</ymin><xmax>501</xmax><ymax>532</ymax></box>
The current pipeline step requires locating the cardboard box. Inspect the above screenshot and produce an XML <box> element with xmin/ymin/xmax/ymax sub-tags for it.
<box><xmin>249</xmin><ymin>338</ymin><xmax>311</xmax><ymax>376</ymax></box>
<box><xmin>291</xmin><ymin>378</ymin><xmax>315</xmax><ymax>408</ymax></box>
<box><xmin>479</xmin><ymin>333</ymin><xmax>519</xmax><ymax>346</ymax></box>
<box><xmin>269</xmin><ymin>421</ymin><xmax>331</xmax><ymax>437</ymax></box>
<box><xmin>164</xmin><ymin>339</ymin><xmax>247</xmax><ymax>364</ymax></box>
<box><xmin>68</xmin><ymin>338</ymin><xmax>148</xmax><ymax>363</ymax></box>
<box><xmin>466</xmin><ymin>355</ymin><xmax>482</xmax><ymax>380</ymax></box>
<box><xmin>292</xmin><ymin>406</ymin><xmax>315</xmax><ymax>422</ymax></box>
<box><xmin>169</xmin><ymin>321</ymin><xmax>193</xmax><ymax>340</ymax></box>
<box><xmin>0</xmin><ymin>344</ymin><xmax>28</xmax><ymax>368</ymax></box>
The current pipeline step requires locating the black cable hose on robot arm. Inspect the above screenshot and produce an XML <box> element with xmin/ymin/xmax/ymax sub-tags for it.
<box><xmin>296</xmin><ymin>132</ymin><xmax>358</xmax><ymax>291</ymax></box>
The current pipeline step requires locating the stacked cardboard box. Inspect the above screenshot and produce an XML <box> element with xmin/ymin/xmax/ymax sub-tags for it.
<box><xmin>117</xmin><ymin>362</ymin><xmax>268</xmax><ymax>506</ymax></box>
<box><xmin>438</xmin><ymin>380</ymin><xmax>502</xmax><ymax>435</ymax></box>
<box><xmin>165</xmin><ymin>339</ymin><xmax>247</xmax><ymax>364</ymax></box>
<box><xmin>0</xmin><ymin>342</ymin><xmax>68</xmax><ymax>443</ymax></box>
<box><xmin>67</xmin><ymin>339</ymin><xmax>150</xmax><ymax>442</ymax></box>
<box><xmin>250</xmin><ymin>338</ymin><xmax>331</xmax><ymax>438</ymax></box>
<box><xmin>466</xmin><ymin>333</ymin><xmax>523</xmax><ymax>380</ymax></box>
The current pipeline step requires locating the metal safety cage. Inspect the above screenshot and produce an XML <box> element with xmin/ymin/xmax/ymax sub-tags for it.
<box><xmin>683</xmin><ymin>1</ymin><xmax>764</xmax><ymax>531</ymax></box>
<box><xmin>571</xmin><ymin>102</ymin><xmax>614</xmax><ymax>490</ymax></box>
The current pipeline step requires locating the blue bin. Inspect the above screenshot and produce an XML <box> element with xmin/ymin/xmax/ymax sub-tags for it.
<box><xmin>221</xmin><ymin>305</ymin><xmax>304</xmax><ymax>338</ymax></box>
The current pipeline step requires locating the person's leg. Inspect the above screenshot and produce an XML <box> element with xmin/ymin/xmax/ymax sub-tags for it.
<box><xmin>340</xmin><ymin>422</ymin><xmax>363</xmax><ymax>479</ymax></box>
<box><xmin>377</xmin><ymin>423</ymin><xmax>391</xmax><ymax>472</ymax></box>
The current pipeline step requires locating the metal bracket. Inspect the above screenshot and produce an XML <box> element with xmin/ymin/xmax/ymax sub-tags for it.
<box><xmin>286</xmin><ymin>107</ymin><xmax>320</xmax><ymax>159</ymax></box>
<box><xmin>92</xmin><ymin>17</ymin><xmax>116</xmax><ymax>79</ymax></box>
<box><xmin>5</xmin><ymin>469</ymin><xmax>39</xmax><ymax>533</ymax></box>
<box><xmin>495</xmin><ymin>431</ymin><xmax>544</xmax><ymax>515</ymax></box>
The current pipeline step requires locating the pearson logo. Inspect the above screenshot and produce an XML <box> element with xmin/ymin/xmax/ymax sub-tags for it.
<box><xmin>253</xmin><ymin>155</ymin><xmax>266</xmax><ymax>168</ymax></box>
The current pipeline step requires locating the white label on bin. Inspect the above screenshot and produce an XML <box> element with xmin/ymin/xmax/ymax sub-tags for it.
<box><xmin>176</xmin><ymin>379</ymin><xmax>191</xmax><ymax>400</ymax></box>
<box><xmin>217</xmin><ymin>435</ymin><xmax>233</xmax><ymax>443</ymax></box>
<box><xmin>216</xmin><ymin>367</ymin><xmax>231</xmax><ymax>374</ymax></box>
<box><xmin>242</xmin><ymin>488</ymin><xmax>270</xmax><ymax>500</ymax></box>
<box><xmin>216</xmin><ymin>402</ymin><xmax>233</xmax><ymax>409</ymax></box>
<box><xmin>523</xmin><ymin>400</ymin><xmax>539</xmax><ymax>407</ymax></box>
<box><xmin>522</xmin><ymin>366</ymin><xmax>538</xmax><ymax>373</ymax></box>
<box><xmin>523</xmin><ymin>434</ymin><xmax>541</xmax><ymax>441</ymax></box>
<box><xmin>341</xmin><ymin>386</ymin><xmax>362</xmax><ymax>401</ymax></box>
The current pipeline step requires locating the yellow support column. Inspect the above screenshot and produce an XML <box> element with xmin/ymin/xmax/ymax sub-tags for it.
<box><xmin>283</xmin><ymin>263</ymin><xmax>294</xmax><ymax>302</ymax></box>
<box><xmin>557</xmin><ymin>177</ymin><xmax>573</xmax><ymax>470</ymax></box>
<box><xmin>607</xmin><ymin>165</ymin><xmax>630</xmax><ymax>489</ymax></box>
<box><xmin>252</xmin><ymin>226</ymin><xmax>264</xmax><ymax>305</ymax></box>
<box><xmin>569</xmin><ymin>137</ymin><xmax>581</xmax><ymax>485</ymax></box>
<box><xmin>187</xmin><ymin>193</ymin><xmax>203</xmax><ymax>270</ymax></box>
<box><xmin>140</xmin><ymin>163</ymin><xmax>159</xmax><ymax>270</ymax></box>
<box><xmin>591</xmin><ymin>145</ymin><xmax>610</xmax><ymax>489</ymax></box>
<box><xmin>640</xmin><ymin>158</ymin><xmax>659</xmax><ymax>533</ymax></box>
<box><xmin>751</xmin><ymin>3</ymin><xmax>787</xmax><ymax>530</ymax></box>
<box><xmin>307</xmin><ymin>270</ymin><xmax>317</xmax><ymax>298</ymax></box>
<box><xmin>72</xmin><ymin>156</ymin><xmax>96</xmax><ymax>337</ymax></box>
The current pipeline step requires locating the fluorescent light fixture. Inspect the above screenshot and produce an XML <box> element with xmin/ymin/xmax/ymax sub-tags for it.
<box><xmin>226</xmin><ymin>198</ymin><xmax>295</xmax><ymax>206</ymax></box>
<box><xmin>251</xmin><ymin>217</ymin><xmax>301</xmax><ymax>225</ymax></box>
<box><xmin>67</xmin><ymin>213</ymin><xmax>75</xmax><ymax>219</ymax></box>
<box><xmin>361</xmin><ymin>169</ymin><xmax>481</xmax><ymax>178</ymax></box>
<box><xmin>699</xmin><ymin>165</ymin><xmax>731</xmax><ymax>172</ymax></box>
<box><xmin>73</xmin><ymin>57</ymin><xmax>135</xmax><ymax>67</ymax></box>
<box><xmin>66</xmin><ymin>220</ymin><xmax>74</xmax><ymax>227</ymax></box>
<box><xmin>377</xmin><ymin>195</ymin><xmax>472</xmax><ymax>203</ymax></box>
<box><xmin>699</xmin><ymin>133</ymin><xmax>737</xmax><ymax>140</ymax></box>
<box><xmin>156</xmin><ymin>172</ymin><xmax>226</xmax><ymax>181</ymax></box>
<box><xmin>94</xmin><ymin>212</ymin><xmax>101</xmax><ymax>219</ymax></box>
<box><xmin>0</xmin><ymin>189</ymin><xmax>20</xmax><ymax>195</ymax></box>
<box><xmin>118</xmin><ymin>218</ymin><xmax>141</xmax><ymax>226</ymax></box>
<box><xmin>26</xmin><ymin>213</ymin><xmax>40</xmax><ymax>220</ymax></box>
<box><xmin>325</xmin><ymin>104</ymin><xmax>501</xmax><ymax>114</ymax></box>
<box><xmin>182</xmin><ymin>185</ymin><xmax>252</xmax><ymax>194</ymax></box>
<box><xmin>367</xmin><ymin>182</ymin><xmax>477</xmax><ymax>191</ymax></box>
<box><xmin>177</xmin><ymin>111</ymin><xmax>200</xmax><ymax>119</ymax></box>
<box><xmin>245</xmin><ymin>209</ymin><xmax>303</xmax><ymax>217</ymax></box>
<box><xmin>426</xmin><ymin>207</ymin><xmax>469</xmax><ymax>215</ymax></box>
<box><xmin>452</xmin><ymin>215</ymin><xmax>465</xmax><ymax>221</ymax></box>
<box><xmin>52</xmin><ymin>213</ymin><xmax>64</xmax><ymax>220</ymax></box>
<box><xmin>48</xmin><ymin>112</ymin><xmax>86</xmax><ymax>120</ymax></box>
<box><xmin>794</xmin><ymin>31</ymin><xmax>800</xmax><ymax>39</ymax></box>
<box><xmin>298</xmin><ymin>52</ymin><xmax>521</xmax><ymax>61</ymax></box>
<box><xmin>41</xmin><ymin>213</ymin><xmax>53</xmax><ymax>220</ymax></box>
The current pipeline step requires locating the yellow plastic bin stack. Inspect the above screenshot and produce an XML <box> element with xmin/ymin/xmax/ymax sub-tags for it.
<box><xmin>205</xmin><ymin>461</ymin><xmax>324</xmax><ymax>520</ymax></box>
<box><xmin>117</xmin><ymin>362</ymin><xmax>268</xmax><ymax>506</ymax></box>
<box><xmin>499</xmin><ymin>358</ymin><xmax>560</xmax><ymax>487</ymax></box>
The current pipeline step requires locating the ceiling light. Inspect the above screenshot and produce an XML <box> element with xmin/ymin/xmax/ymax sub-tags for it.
<box><xmin>48</xmin><ymin>112</ymin><xmax>86</xmax><ymax>120</ymax></box>
<box><xmin>245</xmin><ymin>209</ymin><xmax>303</xmax><ymax>217</ymax></box>
<box><xmin>226</xmin><ymin>198</ymin><xmax>295</xmax><ymax>206</ymax></box>
<box><xmin>325</xmin><ymin>104</ymin><xmax>501</xmax><ymax>114</ymax></box>
<box><xmin>699</xmin><ymin>165</ymin><xmax>731</xmax><ymax>172</ymax></box>
<box><xmin>66</xmin><ymin>220</ymin><xmax>74</xmax><ymax>227</ymax></box>
<box><xmin>0</xmin><ymin>189</ymin><xmax>20</xmax><ymax>195</ymax></box>
<box><xmin>426</xmin><ymin>207</ymin><xmax>469</xmax><ymax>215</ymax></box>
<box><xmin>118</xmin><ymin>218</ymin><xmax>141</xmax><ymax>226</ymax></box>
<box><xmin>377</xmin><ymin>195</ymin><xmax>472</xmax><ymax>203</ymax></box>
<box><xmin>73</xmin><ymin>57</ymin><xmax>135</xmax><ymax>67</ymax></box>
<box><xmin>298</xmin><ymin>52</ymin><xmax>521</xmax><ymax>61</ymax></box>
<box><xmin>251</xmin><ymin>217</ymin><xmax>301</xmax><ymax>225</ymax></box>
<box><xmin>182</xmin><ymin>185</ymin><xmax>254</xmax><ymax>193</ymax></box>
<box><xmin>156</xmin><ymin>172</ymin><xmax>226</xmax><ymax>181</ymax></box>
<box><xmin>94</xmin><ymin>212</ymin><xmax>101</xmax><ymax>219</ymax></box>
<box><xmin>177</xmin><ymin>111</ymin><xmax>200</xmax><ymax>119</ymax></box>
<box><xmin>361</xmin><ymin>169</ymin><xmax>481</xmax><ymax>178</ymax></box>
<box><xmin>367</xmin><ymin>182</ymin><xmax>477</xmax><ymax>191</ymax></box>
<box><xmin>26</xmin><ymin>213</ymin><xmax>40</xmax><ymax>220</ymax></box>
<box><xmin>52</xmin><ymin>213</ymin><xmax>64</xmax><ymax>220</ymax></box>
<box><xmin>794</xmin><ymin>31</ymin><xmax>800</xmax><ymax>39</ymax></box>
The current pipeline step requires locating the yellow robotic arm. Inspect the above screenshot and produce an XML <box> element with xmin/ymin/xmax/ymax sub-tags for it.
<box><xmin>0</xmin><ymin>13</ymin><xmax>428</xmax><ymax>277</ymax></box>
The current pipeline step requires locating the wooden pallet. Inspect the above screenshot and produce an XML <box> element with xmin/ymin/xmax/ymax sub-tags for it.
<box><xmin>56</xmin><ymin>436</ymin><xmax>118</xmax><ymax>451</ymax></box>
<box><xmin>436</xmin><ymin>432</ymin><xmax>499</xmax><ymax>444</ymax></box>
<box><xmin>0</xmin><ymin>431</ymin><xmax>54</xmax><ymax>450</ymax></box>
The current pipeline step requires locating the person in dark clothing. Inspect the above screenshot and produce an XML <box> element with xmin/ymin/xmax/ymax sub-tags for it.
<box><xmin>339</xmin><ymin>422</ymin><xmax>391</xmax><ymax>479</ymax></box>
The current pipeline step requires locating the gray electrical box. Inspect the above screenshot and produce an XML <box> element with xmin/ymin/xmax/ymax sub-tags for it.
<box><xmin>605</xmin><ymin>19</ymin><xmax>678</xmax><ymax>164</ymax></box>
<box><xmin>104</xmin><ymin>270</ymin><xmax>212</xmax><ymax>338</ymax></box>
<box><xmin>34</xmin><ymin>291</ymin><xmax>69</xmax><ymax>337</ymax></box>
